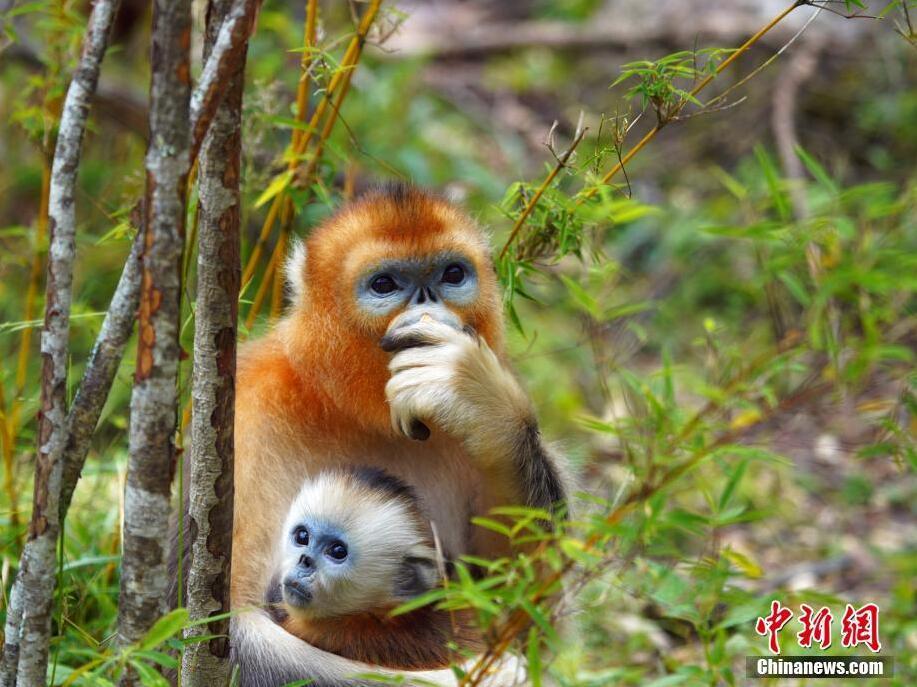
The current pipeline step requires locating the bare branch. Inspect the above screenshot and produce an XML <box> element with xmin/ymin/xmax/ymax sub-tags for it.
<box><xmin>59</xmin><ymin>228</ymin><xmax>143</xmax><ymax>519</ymax></box>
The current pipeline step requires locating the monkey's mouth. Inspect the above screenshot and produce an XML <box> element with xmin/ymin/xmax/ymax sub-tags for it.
<box><xmin>282</xmin><ymin>578</ymin><xmax>313</xmax><ymax>607</ymax></box>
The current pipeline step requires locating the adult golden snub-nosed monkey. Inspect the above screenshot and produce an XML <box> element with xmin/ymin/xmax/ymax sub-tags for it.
<box><xmin>230</xmin><ymin>183</ymin><xmax>570</xmax><ymax>686</ymax></box>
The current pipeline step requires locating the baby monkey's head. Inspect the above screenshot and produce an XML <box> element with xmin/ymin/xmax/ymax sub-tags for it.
<box><xmin>272</xmin><ymin>467</ymin><xmax>440</xmax><ymax>620</ymax></box>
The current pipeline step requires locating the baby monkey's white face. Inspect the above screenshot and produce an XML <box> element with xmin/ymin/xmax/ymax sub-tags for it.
<box><xmin>276</xmin><ymin>470</ymin><xmax>439</xmax><ymax>620</ymax></box>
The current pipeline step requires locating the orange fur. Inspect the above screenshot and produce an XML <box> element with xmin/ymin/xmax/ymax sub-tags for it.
<box><xmin>279</xmin><ymin>606</ymin><xmax>484</xmax><ymax>671</ymax></box>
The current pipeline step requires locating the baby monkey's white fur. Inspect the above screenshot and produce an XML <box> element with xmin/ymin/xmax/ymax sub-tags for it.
<box><xmin>273</xmin><ymin>469</ymin><xmax>438</xmax><ymax>619</ymax></box>
<box><xmin>265</xmin><ymin>469</ymin><xmax>523</xmax><ymax>680</ymax></box>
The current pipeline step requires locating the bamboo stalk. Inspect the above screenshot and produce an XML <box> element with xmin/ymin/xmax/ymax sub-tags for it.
<box><xmin>10</xmin><ymin>161</ymin><xmax>50</xmax><ymax>438</ymax></box>
<box><xmin>266</xmin><ymin>0</ymin><xmax>319</xmax><ymax>320</ymax></box>
<box><xmin>292</xmin><ymin>0</ymin><xmax>319</xmax><ymax>152</ymax></box>
<box><xmin>240</xmin><ymin>0</ymin><xmax>381</xmax><ymax>288</ymax></box>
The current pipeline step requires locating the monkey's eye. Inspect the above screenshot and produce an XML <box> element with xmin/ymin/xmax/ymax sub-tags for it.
<box><xmin>292</xmin><ymin>526</ymin><xmax>309</xmax><ymax>547</ymax></box>
<box><xmin>370</xmin><ymin>274</ymin><xmax>399</xmax><ymax>295</ymax></box>
<box><xmin>325</xmin><ymin>540</ymin><xmax>348</xmax><ymax>561</ymax></box>
<box><xmin>441</xmin><ymin>263</ymin><xmax>465</xmax><ymax>285</ymax></box>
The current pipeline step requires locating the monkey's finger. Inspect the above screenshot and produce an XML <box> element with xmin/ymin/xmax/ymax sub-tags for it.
<box><xmin>388</xmin><ymin>344</ymin><xmax>461</xmax><ymax>375</ymax></box>
<box><xmin>379</xmin><ymin>318</ymin><xmax>463</xmax><ymax>353</ymax></box>
<box><xmin>390</xmin><ymin>404</ymin><xmax>426</xmax><ymax>441</ymax></box>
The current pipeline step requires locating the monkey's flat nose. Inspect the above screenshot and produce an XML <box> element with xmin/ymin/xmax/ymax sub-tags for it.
<box><xmin>410</xmin><ymin>286</ymin><xmax>438</xmax><ymax>305</ymax></box>
<box><xmin>299</xmin><ymin>554</ymin><xmax>314</xmax><ymax>570</ymax></box>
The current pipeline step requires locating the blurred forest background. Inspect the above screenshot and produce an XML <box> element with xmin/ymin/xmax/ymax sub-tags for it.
<box><xmin>0</xmin><ymin>0</ymin><xmax>915</xmax><ymax>685</ymax></box>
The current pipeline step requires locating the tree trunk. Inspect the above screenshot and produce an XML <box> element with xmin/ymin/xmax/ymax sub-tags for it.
<box><xmin>116</xmin><ymin>0</ymin><xmax>191</xmax><ymax>674</ymax></box>
<box><xmin>0</xmin><ymin>1</ymin><xmax>120</xmax><ymax>684</ymax></box>
<box><xmin>179</xmin><ymin>0</ymin><xmax>246</xmax><ymax>681</ymax></box>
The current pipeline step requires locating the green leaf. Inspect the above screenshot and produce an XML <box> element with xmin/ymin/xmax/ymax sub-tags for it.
<box><xmin>254</xmin><ymin>170</ymin><xmax>294</xmax><ymax>209</ymax></box>
<box><xmin>129</xmin><ymin>659</ymin><xmax>169</xmax><ymax>687</ymax></box>
<box><xmin>794</xmin><ymin>146</ymin><xmax>838</xmax><ymax>195</ymax></box>
<box><xmin>138</xmin><ymin>608</ymin><xmax>189</xmax><ymax>651</ymax></box>
<box><xmin>559</xmin><ymin>274</ymin><xmax>599</xmax><ymax>318</ymax></box>
<box><xmin>470</xmin><ymin>517</ymin><xmax>512</xmax><ymax>537</ymax></box>
<box><xmin>527</xmin><ymin>626</ymin><xmax>542</xmax><ymax>687</ymax></box>
<box><xmin>131</xmin><ymin>651</ymin><xmax>178</xmax><ymax>670</ymax></box>
<box><xmin>755</xmin><ymin>146</ymin><xmax>790</xmax><ymax>222</ymax></box>
<box><xmin>777</xmin><ymin>270</ymin><xmax>811</xmax><ymax>307</ymax></box>
<box><xmin>717</xmin><ymin>458</ymin><xmax>748</xmax><ymax>511</ymax></box>
<box><xmin>519</xmin><ymin>598</ymin><xmax>559</xmax><ymax>645</ymax></box>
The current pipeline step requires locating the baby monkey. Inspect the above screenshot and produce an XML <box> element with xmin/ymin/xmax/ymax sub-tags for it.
<box><xmin>265</xmin><ymin>466</ymin><xmax>483</xmax><ymax>670</ymax></box>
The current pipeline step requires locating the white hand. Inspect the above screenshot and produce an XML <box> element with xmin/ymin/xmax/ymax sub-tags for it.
<box><xmin>384</xmin><ymin>320</ymin><xmax>533</xmax><ymax>460</ymax></box>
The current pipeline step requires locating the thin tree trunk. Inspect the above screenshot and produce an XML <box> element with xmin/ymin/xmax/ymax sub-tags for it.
<box><xmin>188</xmin><ymin>0</ymin><xmax>258</xmax><ymax>163</ymax></box>
<box><xmin>180</xmin><ymin>0</ymin><xmax>247</xmax><ymax>681</ymax></box>
<box><xmin>0</xmin><ymin>2</ymin><xmax>120</xmax><ymax>685</ymax></box>
<box><xmin>116</xmin><ymin>0</ymin><xmax>191</xmax><ymax>673</ymax></box>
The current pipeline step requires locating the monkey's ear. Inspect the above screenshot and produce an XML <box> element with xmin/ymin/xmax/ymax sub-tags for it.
<box><xmin>393</xmin><ymin>554</ymin><xmax>439</xmax><ymax>600</ymax></box>
<box><xmin>283</xmin><ymin>239</ymin><xmax>308</xmax><ymax>306</ymax></box>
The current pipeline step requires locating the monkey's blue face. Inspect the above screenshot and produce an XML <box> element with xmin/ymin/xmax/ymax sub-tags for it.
<box><xmin>281</xmin><ymin>521</ymin><xmax>354</xmax><ymax>609</ymax></box>
<box><xmin>354</xmin><ymin>252</ymin><xmax>479</xmax><ymax>324</ymax></box>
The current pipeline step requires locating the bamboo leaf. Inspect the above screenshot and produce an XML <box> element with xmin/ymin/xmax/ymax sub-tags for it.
<box><xmin>138</xmin><ymin>608</ymin><xmax>189</xmax><ymax>651</ymax></box>
<box><xmin>254</xmin><ymin>170</ymin><xmax>294</xmax><ymax>209</ymax></box>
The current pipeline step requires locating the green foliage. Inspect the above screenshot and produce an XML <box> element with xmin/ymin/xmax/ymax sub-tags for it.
<box><xmin>1</xmin><ymin>0</ymin><xmax>915</xmax><ymax>685</ymax></box>
<box><xmin>612</xmin><ymin>49</ymin><xmax>732</xmax><ymax>125</ymax></box>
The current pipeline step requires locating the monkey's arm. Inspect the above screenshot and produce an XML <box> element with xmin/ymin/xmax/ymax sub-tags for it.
<box><xmin>232</xmin><ymin>612</ymin><xmax>465</xmax><ymax>687</ymax></box>
<box><xmin>384</xmin><ymin>321</ymin><xmax>570</xmax><ymax>512</ymax></box>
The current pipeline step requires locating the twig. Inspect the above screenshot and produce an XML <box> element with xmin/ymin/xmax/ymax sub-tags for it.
<box><xmin>498</xmin><ymin>116</ymin><xmax>588</xmax><ymax>260</ymax></box>
<box><xmin>574</xmin><ymin>0</ymin><xmax>807</xmax><ymax>207</ymax></box>
<box><xmin>58</xmin><ymin>231</ymin><xmax>143</xmax><ymax>520</ymax></box>
<box><xmin>704</xmin><ymin>3</ymin><xmax>824</xmax><ymax>111</ymax></box>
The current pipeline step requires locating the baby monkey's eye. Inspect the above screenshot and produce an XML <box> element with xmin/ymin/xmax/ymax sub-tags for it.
<box><xmin>441</xmin><ymin>263</ymin><xmax>465</xmax><ymax>285</ymax></box>
<box><xmin>326</xmin><ymin>540</ymin><xmax>348</xmax><ymax>561</ymax></box>
<box><xmin>292</xmin><ymin>526</ymin><xmax>309</xmax><ymax>546</ymax></box>
<box><xmin>370</xmin><ymin>274</ymin><xmax>398</xmax><ymax>295</ymax></box>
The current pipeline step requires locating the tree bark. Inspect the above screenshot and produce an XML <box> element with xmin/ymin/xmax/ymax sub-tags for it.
<box><xmin>116</xmin><ymin>0</ymin><xmax>191</xmax><ymax>673</ymax></box>
<box><xmin>0</xmin><ymin>1</ymin><xmax>120</xmax><ymax>684</ymax></box>
<box><xmin>188</xmin><ymin>0</ymin><xmax>257</xmax><ymax>163</ymax></box>
<box><xmin>180</xmin><ymin>0</ymin><xmax>247</xmax><ymax>682</ymax></box>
